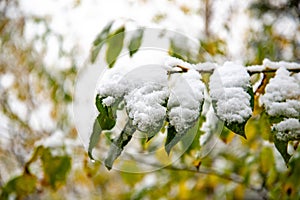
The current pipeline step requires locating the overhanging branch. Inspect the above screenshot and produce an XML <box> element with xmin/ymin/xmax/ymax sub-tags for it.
<box><xmin>170</xmin><ymin>64</ymin><xmax>300</xmax><ymax>75</ymax></box>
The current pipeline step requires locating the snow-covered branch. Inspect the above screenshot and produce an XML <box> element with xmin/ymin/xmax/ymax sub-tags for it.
<box><xmin>168</xmin><ymin>58</ymin><xmax>300</xmax><ymax>75</ymax></box>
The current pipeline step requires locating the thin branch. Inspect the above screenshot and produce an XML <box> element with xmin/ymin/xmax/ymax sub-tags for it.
<box><xmin>247</xmin><ymin>68</ymin><xmax>300</xmax><ymax>75</ymax></box>
<box><xmin>168</xmin><ymin>64</ymin><xmax>300</xmax><ymax>75</ymax></box>
<box><xmin>129</xmin><ymin>156</ymin><xmax>264</xmax><ymax>195</ymax></box>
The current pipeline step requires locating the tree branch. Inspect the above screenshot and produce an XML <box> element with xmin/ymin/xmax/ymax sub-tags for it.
<box><xmin>169</xmin><ymin>64</ymin><xmax>300</xmax><ymax>75</ymax></box>
<box><xmin>129</xmin><ymin>155</ymin><xmax>266</xmax><ymax>197</ymax></box>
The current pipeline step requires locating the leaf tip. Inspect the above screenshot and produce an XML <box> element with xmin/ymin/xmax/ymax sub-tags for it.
<box><xmin>104</xmin><ymin>159</ymin><xmax>112</xmax><ymax>171</ymax></box>
<box><xmin>88</xmin><ymin>151</ymin><xmax>94</xmax><ymax>160</ymax></box>
<box><xmin>165</xmin><ymin>145</ymin><xmax>171</xmax><ymax>156</ymax></box>
<box><xmin>241</xmin><ymin>132</ymin><xmax>247</xmax><ymax>139</ymax></box>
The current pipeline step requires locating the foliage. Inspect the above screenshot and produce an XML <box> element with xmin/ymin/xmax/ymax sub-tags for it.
<box><xmin>1</xmin><ymin>146</ymin><xmax>71</xmax><ymax>199</ymax></box>
<box><xmin>89</xmin><ymin>21</ymin><xmax>300</xmax><ymax>171</ymax></box>
<box><xmin>1</xmin><ymin>0</ymin><xmax>300</xmax><ymax>200</ymax></box>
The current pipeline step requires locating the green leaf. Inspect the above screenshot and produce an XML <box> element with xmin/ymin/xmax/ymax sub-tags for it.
<box><xmin>225</xmin><ymin>86</ymin><xmax>254</xmax><ymax>139</ymax></box>
<box><xmin>88</xmin><ymin>95</ymin><xmax>117</xmax><ymax>161</ymax></box>
<box><xmin>1</xmin><ymin>174</ymin><xmax>37</xmax><ymax>199</ymax></box>
<box><xmin>226</xmin><ymin>121</ymin><xmax>247</xmax><ymax>139</ymax></box>
<box><xmin>106</xmin><ymin>26</ymin><xmax>125</xmax><ymax>68</ymax></box>
<box><xmin>165</xmin><ymin>125</ymin><xmax>177</xmax><ymax>155</ymax></box>
<box><xmin>104</xmin><ymin>121</ymin><xmax>136</xmax><ymax>170</ymax></box>
<box><xmin>90</xmin><ymin>21</ymin><xmax>114</xmax><ymax>63</ymax></box>
<box><xmin>128</xmin><ymin>29</ymin><xmax>143</xmax><ymax>57</ymax></box>
<box><xmin>88</xmin><ymin>115</ymin><xmax>102</xmax><ymax>160</ymax></box>
<box><xmin>165</xmin><ymin>125</ymin><xmax>194</xmax><ymax>155</ymax></box>
<box><xmin>183</xmin><ymin>115</ymin><xmax>206</xmax><ymax>154</ymax></box>
<box><xmin>95</xmin><ymin>94</ymin><xmax>116</xmax><ymax>130</ymax></box>
<box><xmin>41</xmin><ymin>148</ymin><xmax>71</xmax><ymax>189</ymax></box>
<box><xmin>274</xmin><ymin>136</ymin><xmax>291</xmax><ymax>165</ymax></box>
<box><xmin>165</xmin><ymin>111</ymin><xmax>204</xmax><ymax>155</ymax></box>
<box><xmin>247</xmin><ymin>86</ymin><xmax>255</xmax><ymax>110</ymax></box>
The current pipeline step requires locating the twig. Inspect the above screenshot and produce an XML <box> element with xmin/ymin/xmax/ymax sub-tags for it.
<box><xmin>129</xmin><ymin>156</ymin><xmax>264</xmax><ymax>195</ymax></box>
<box><xmin>247</xmin><ymin>68</ymin><xmax>300</xmax><ymax>75</ymax></box>
<box><xmin>169</xmin><ymin>64</ymin><xmax>300</xmax><ymax>75</ymax></box>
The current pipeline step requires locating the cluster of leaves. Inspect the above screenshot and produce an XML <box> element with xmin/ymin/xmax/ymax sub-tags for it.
<box><xmin>90</xmin><ymin>21</ymin><xmax>144</xmax><ymax>67</ymax></box>
<box><xmin>0</xmin><ymin>1</ymin><xmax>76</xmax><ymax>199</ymax></box>
<box><xmin>88</xmin><ymin>21</ymin><xmax>300</xmax><ymax>171</ymax></box>
<box><xmin>0</xmin><ymin>146</ymin><xmax>71</xmax><ymax>199</ymax></box>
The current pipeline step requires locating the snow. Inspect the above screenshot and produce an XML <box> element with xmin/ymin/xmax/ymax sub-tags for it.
<box><xmin>125</xmin><ymin>84</ymin><xmax>168</xmax><ymax>134</ymax></box>
<box><xmin>261</xmin><ymin>67</ymin><xmax>300</xmax><ymax>117</ymax></box>
<box><xmin>97</xmin><ymin>72</ymin><xmax>127</xmax><ymax>106</ymax></box>
<box><xmin>0</xmin><ymin>73</ymin><xmax>15</xmax><ymax>89</ymax></box>
<box><xmin>164</xmin><ymin>56</ymin><xmax>195</xmax><ymax>70</ymax></box>
<box><xmin>247</xmin><ymin>58</ymin><xmax>300</xmax><ymax>72</ymax></box>
<box><xmin>261</xmin><ymin>67</ymin><xmax>300</xmax><ymax>141</ymax></box>
<box><xmin>263</xmin><ymin>58</ymin><xmax>300</xmax><ymax>70</ymax></box>
<box><xmin>209</xmin><ymin>62</ymin><xmax>252</xmax><ymax>124</ymax></box>
<box><xmin>195</xmin><ymin>62</ymin><xmax>217</xmax><ymax>72</ymax></box>
<box><xmin>96</xmin><ymin>55</ymin><xmax>170</xmax><ymax>133</ymax></box>
<box><xmin>96</xmin><ymin>56</ymin><xmax>204</xmax><ymax>134</ymax></box>
<box><xmin>167</xmin><ymin>69</ymin><xmax>205</xmax><ymax>133</ymax></box>
<box><xmin>274</xmin><ymin>118</ymin><xmax>300</xmax><ymax>141</ymax></box>
<box><xmin>38</xmin><ymin>130</ymin><xmax>65</xmax><ymax>148</ymax></box>
<box><xmin>246</xmin><ymin>65</ymin><xmax>265</xmax><ymax>72</ymax></box>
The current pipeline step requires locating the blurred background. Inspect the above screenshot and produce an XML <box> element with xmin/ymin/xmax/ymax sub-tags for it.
<box><xmin>0</xmin><ymin>0</ymin><xmax>299</xmax><ymax>199</ymax></box>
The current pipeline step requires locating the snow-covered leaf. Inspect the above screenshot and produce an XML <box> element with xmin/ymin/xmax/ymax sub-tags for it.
<box><xmin>90</xmin><ymin>21</ymin><xmax>114</xmax><ymax>63</ymax></box>
<box><xmin>128</xmin><ymin>28</ymin><xmax>143</xmax><ymax>57</ymax></box>
<box><xmin>261</xmin><ymin>67</ymin><xmax>300</xmax><ymax>164</ymax></box>
<box><xmin>95</xmin><ymin>94</ymin><xmax>116</xmax><ymax>130</ymax></box>
<box><xmin>262</xmin><ymin>67</ymin><xmax>300</xmax><ymax>141</ymax></box>
<box><xmin>88</xmin><ymin>95</ymin><xmax>117</xmax><ymax>160</ymax></box>
<box><xmin>106</xmin><ymin>26</ymin><xmax>125</xmax><ymax>68</ymax></box>
<box><xmin>167</xmin><ymin>69</ymin><xmax>205</xmax><ymax>134</ymax></box>
<box><xmin>125</xmin><ymin>83</ymin><xmax>168</xmax><ymax>137</ymax></box>
<box><xmin>273</xmin><ymin>118</ymin><xmax>300</xmax><ymax>142</ymax></box>
<box><xmin>261</xmin><ymin>67</ymin><xmax>300</xmax><ymax>118</ymax></box>
<box><xmin>104</xmin><ymin>121</ymin><xmax>136</xmax><ymax>170</ymax></box>
<box><xmin>209</xmin><ymin>62</ymin><xmax>252</xmax><ymax>138</ymax></box>
<box><xmin>164</xmin><ymin>68</ymin><xmax>204</xmax><ymax>154</ymax></box>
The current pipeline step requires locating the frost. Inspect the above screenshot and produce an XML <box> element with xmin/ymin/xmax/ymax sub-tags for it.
<box><xmin>165</xmin><ymin>56</ymin><xmax>195</xmax><ymax>70</ymax></box>
<box><xmin>195</xmin><ymin>62</ymin><xmax>217</xmax><ymax>71</ymax></box>
<box><xmin>273</xmin><ymin>118</ymin><xmax>300</xmax><ymax>141</ymax></box>
<box><xmin>261</xmin><ymin>67</ymin><xmax>300</xmax><ymax>117</ymax></box>
<box><xmin>97</xmin><ymin>71</ymin><xmax>127</xmax><ymax>106</ymax></box>
<box><xmin>262</xmin><ymin>67</ymin><xmax>300</xmax><ymax>141</ymax></box>
<box><xmin>125</xmin><ymin>83</ymin><xmax>168</xmax><ymax>134</ymax></box>
<box><xmin>247</xmin><ymin>59</ymin><xmax>300</xmax><ymax>73</ymax></box>
<box><xmin>263</xmin><ymin>58</ymin><xmax>300</xmax><ymax>70</ymax></box>
<box><xmin>167</xmin><ymin>69</ymin><xmax>205</xmax><ymax>133</ymax></box>
<box><xmin>97</xmin><ymin>64</ymin><xmax>170</xmax><ymax>134</ymax></box>
<box><xmin>96</xmin><ymin>57</ymin><xmax>205</xmax><ymax>135</ymax></box>
<box><xmin>209</xmin><ymin>62</ymin><xmax>252</xmax><ymax>124</ymax></box>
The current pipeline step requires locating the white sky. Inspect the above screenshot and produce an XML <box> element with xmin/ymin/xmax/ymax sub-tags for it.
<box><xmin>15</xmin><ymin>0</ymin><xmax>251</xmax><ymax>145</ymax></box>
<box><xmin>18</xmin><ymin>0</ymin><xmax>254</xmax><ymax>67</ymax></box>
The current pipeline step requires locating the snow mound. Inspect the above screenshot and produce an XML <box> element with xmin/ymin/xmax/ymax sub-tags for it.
<box><xmin>125</xmin><ymin>83</ymin><xmax>168</xmax><ymax>134</ymax></box>
<box><xmin>261</xmin><ymin>67</ymin><xmax>300</xmax><ymax>117</ymax></box>
<box><xmin>273</xmin><ymin>118</ymin><xmax>300</xmax><ymax>141</ymax></box>
<box><xmin>167</xmin><ymin>69</ymin><xmax>205</xmax><ymax>133</ymax></box>
<box><xmin>209</xmin><ymin>62</ymin><xmax>252</xmax><ymax>124</ymax></box>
